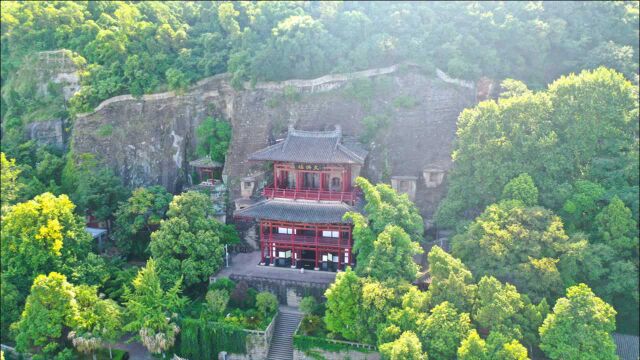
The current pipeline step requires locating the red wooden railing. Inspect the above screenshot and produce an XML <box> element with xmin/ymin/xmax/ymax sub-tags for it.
<box><xmin>262</xmin><ymin>185</ymin><xmax>357</xmax><ymax>205</ymax></box>
<box><xmin>266</xmin><ymin>233</ymin><xmax>350</xmax><ymax>249</ymax></box>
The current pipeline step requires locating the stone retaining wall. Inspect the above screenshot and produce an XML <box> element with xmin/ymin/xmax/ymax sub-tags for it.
<box><xmin>223</xmin><ymin>311</ymin><xmax>277</xmax><ymax>360</ymax></box>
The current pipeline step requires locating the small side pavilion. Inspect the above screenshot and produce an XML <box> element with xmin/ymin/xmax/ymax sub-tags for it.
<box><xmin>189</xmin><ymin>157</ymin><xmax>223</xmax><ymax>184</ymax></box>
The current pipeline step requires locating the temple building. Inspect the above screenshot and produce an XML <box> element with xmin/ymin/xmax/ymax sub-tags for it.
<box><xmin>235</xmin><ymin>125</ymin><xmax>368</xmax><ymax>271</ymax></box>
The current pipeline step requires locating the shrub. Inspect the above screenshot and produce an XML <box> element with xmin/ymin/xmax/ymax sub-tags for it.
<box><xmin>209</xmin><ymin>277</ymin><xmax>236</xmax><ymax>293</ymax></box>
<box><xmin>299</xmin><ymin>296</ymin><xmax>318</xmax><ymax>315</ymax></box>
<box><xmin>299</xmin><ymin>314</ymin><xmax>325</xmax><ymax>336</ymax></box>
<box><xmin>230</xmin><ymin>281</ymin><xmax>250</xmax><ymax>309</ymax></box>
<box><xmin>256</xmin><ymin>292</ymin><xmax>278</xmax><ymax>317</ymax></box>
<box><xmin>392</xmin><ymin>95</ymin><xmax>418</xmax><ymax>109</ymax></box>
<box><xmin>204</xmin><ymin>289</ymin><xmax>230</xmax><ymax>320</ymax></box>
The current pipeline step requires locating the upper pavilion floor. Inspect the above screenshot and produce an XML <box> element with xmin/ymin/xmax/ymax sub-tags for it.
<box><xmin>248</xmin><ymin>125</ymin><xmax>368</xmax><ymax>205</ymax></box>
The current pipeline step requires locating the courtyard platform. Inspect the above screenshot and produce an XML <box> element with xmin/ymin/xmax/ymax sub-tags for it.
<box><xmin>214</xmin><ymin>251</ymin><xmax>337</xmax><ymax>286</ymax></box>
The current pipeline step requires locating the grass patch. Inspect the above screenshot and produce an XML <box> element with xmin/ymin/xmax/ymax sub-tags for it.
<box><xmin>293</xmin><ymin>334</ymin><xmax>375</xmax><ymax>354</ymax></box>
<box><xmin>97</xmin><ymin>124</ymin><xmax>114</xmax><ymax>137</ymax></box>
<box><xmin>393</xmin><ymin>95</ymin><xmax>419</xmax><ymax>109</ymax></box>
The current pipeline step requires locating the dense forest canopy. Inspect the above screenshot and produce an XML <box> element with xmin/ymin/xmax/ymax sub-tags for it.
<box><xmin>1</xmin><ymin>1</ymin><xmax>638</xmax><ymax>117</ymax></box>
<box><xmin>0</xmin><ymin>1</ymin><xmax>639</xmax><ymax>358</ymax></box>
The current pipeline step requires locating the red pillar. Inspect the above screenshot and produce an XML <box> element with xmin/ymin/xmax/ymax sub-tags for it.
<box><xmin>273</xmin><ymin>163</ymin><xmax>278</xmax><ymax>188</ymax></box>
<box><xmin>314</xmin><ymin>225</ymin><xmax>319</xmax><ymax>270</ymax></box>
<box><xmin>338</xmin><ymin>228</ymin><xmax>342</xmax><ymax>271</ymax></box>
<box><xmin>296</xmin><ymin>171</ymin><xmax>302</xmax><ymax>191</ymax></box>
<box><xmin>269</xmin><ymin>223</ymin><xmax>274</xmax><ymax>266</ymax></box>
<box><xmin>260</xmin><ymin>222</ymin><xmax>265</xmax><ymax>265</ymax></box>
<box><xmin>342</xmin><ymin>168</ymin><xmax>348</xmax><ymax>192</ymax></box>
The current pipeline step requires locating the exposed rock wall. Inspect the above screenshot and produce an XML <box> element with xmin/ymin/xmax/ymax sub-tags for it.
<box><xmin>73</xmin><ymin>65</ymin><xmax>476</xmax><ymax>219</ymax></box>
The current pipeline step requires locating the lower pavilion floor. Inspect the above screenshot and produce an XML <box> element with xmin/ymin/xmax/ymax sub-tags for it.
<box><xmin>259</xmin><ymin>219</ymin><xmax>353</xmax><ymax>272</ymax></box>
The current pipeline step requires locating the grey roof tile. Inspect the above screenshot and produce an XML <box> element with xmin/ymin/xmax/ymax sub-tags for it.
<box><xmin>614</xmin><ymin>333</ymin><xmax>639</xmax><ymax>360</ymax></box>
<box><xmin>234</xmin><ymin>199</ymin><xmax>356</xmax><ymax>224</ymax></box>
<box><xmin>249</xmin><ymin>126</ymin><xmax>367</xmax><ymax>164</ymax></box>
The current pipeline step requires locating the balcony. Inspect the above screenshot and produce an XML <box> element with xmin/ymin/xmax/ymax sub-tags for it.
<box><xmin>262</xmin><ymin>185</ymin><xmax>357</xmax><ymax>205</ymax></box>
<box><xmin>264</xmin><ymin>233</ymin><xmax>351</xmax><ymax>249</ymax></box>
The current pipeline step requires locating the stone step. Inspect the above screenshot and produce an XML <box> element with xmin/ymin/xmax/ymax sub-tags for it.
<box><xmin>267</xmin><ymin>310</ymin><xmax>303</xmax><ymax>360</ymax></box>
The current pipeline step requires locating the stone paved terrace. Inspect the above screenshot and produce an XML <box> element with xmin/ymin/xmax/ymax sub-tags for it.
<box><xmin>214</xmin><ymin>251</ymin><xmax>337</xmax><ymax>285</ymax></box>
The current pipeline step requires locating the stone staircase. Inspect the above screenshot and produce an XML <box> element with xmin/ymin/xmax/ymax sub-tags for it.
<box><xmin>267</xmin><ymin>307</ymin><xmax>303</xmax><ymax>360</ymax></box>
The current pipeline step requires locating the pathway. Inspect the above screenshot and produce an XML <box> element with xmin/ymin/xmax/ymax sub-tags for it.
<box><xmin>267</xmin><ymin>307</ymin><xmax>303</xmax><ymax>360</ymax></box>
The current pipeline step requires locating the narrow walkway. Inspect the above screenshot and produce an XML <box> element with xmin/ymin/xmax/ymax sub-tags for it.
<box><xmin>267</xmin><ymin>307</ymin><xmax>303</xmax><ymax>360</ymax></box>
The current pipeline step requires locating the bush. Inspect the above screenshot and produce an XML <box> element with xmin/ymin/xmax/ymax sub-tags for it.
<box><xmin>178</xmin><ymin>318</ymin><xmax>247</xmax><ymax>360</ymax></box>
<box><xmin>204</xmin><ymin>289</ymin><xmax>230</xmax><ymax>320</ymax></box>
<box><xmin>230</xmin><ymin>281</ymin><xmax>250</xmax><ymax>309</ymax></box>
<box><xmin>300</xmin><ymin>314</ymin><xmax>325</xmax><ymax>336</ymax></box>
<box><xmin>256</xmin><ymin>292</ymin><xmax>278</xmax><ymax>317</ymax></box>
<box><xmin>209</xmin><ymin>277</ymin><xmax>236</xmax><ymax>293</ymax></box>
<box><xmin>299</xmin><ymin>296</ymin><xmax>318</xmax><ymax>315</ymax></box>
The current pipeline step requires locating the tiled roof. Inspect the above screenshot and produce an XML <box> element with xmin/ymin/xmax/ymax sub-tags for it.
<box><xmin>614</xmin><ymin>333</ymin><xmax>639</xmax><ymax>360</ymax></box>
<box><xmin>189</xmin><ymin>157</ymin><xmax>223</xmax><ymax>168</ymax></box>
<box><xmin>234</xmin><ymin>198</ymin><xmax>356</xmax><ymax>224</ymax></box>
<box><xmin>249</xmin><ymin>125</ymin><xmax>367</xmax><ymax>164</ymax></box>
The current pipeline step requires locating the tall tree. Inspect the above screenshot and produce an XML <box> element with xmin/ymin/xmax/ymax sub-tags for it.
<box><xmin>114</xmin><ymin>186</ymin><xmax>173</xmax><ymax>259</ymax></box>
<box><xmin>0</xmin><ymin>152</ymin><xmax>21</xmax><ymax>213</ymax></box>
<box><xmin>345</xmin><ymin>177</ymin><xmax>424</xmax><ymax>277</ymax></box>
<box><xmin>324</xmin><ymin>267</ymin><xmax>365</xmax><ymax>342</ymax></box>
<box><xmin>437</xmin><ymin>67</ymin><xmax>638</xmax><ymax>228</ymax></box>
<box><xmin>70</xmin><ymin>285</ymin><xmax>123</xmax><ymax>360</ymax></box>
<box><xmin>195</xmin><ymin>116</ymin><xmax>232</xmax><ymax>163</ymax></box>
<box><xmin>12</xmin><ymin>272</ymin><xmax>78</xmax><ymax>358</ymax></box>
<box><xmin>422</xmin><ymin>301</ymin><xmax>472</xmax><ymax>360</ymax></box>
<box><xmin>357</xmin><ymin>225</ymin><xmax>423</xmax><ymax>283</ymax></box>
<box><xmin>426</xmin><ymin>246</ymin><xmax>476</xmax><ymax>313</ymax></box>
<box><xmin>379</xmin><ymin>331</ymin><xmax>427</xmax><ymax>360</ymax></box>
<box><xmin>149</xmin><ymin>191</ymin><xmax>232</xmax><ymax>287</ymax></box>
<box><xmin>450</xmin><ymin>201</ymin><xmax>577</xmax><ymax>303</ymax></box>
<box><xmin>539</xmin><ymin>283</ymin><xmax>617</xmax><ymax>360</ymax></box>
<box><xmin>123</xmin><ymin>258</ymin><xmax>186</xmax><ymax>357</ymax></box>
<box><xmin>1</xmin><ymin>193</ymin><xmax>92</xmax><ymax>295</ymax></box>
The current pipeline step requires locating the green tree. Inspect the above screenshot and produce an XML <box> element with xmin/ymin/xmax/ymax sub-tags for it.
<box><xmin>114</xmin><ymin>186</ymin><xmax>173</xmax><ymax>259</ymax></box>
<box><xmin>539</xmin><ymin>283</ymin><xmax>617</xmax><ymax>360</ymax></box>
<box><xmin>358</xmin><ymin>225</ymin><xmax>423</xmax><ymax>283</ymax></box>
<box><xmin>594</xmin><ymin>196</ymin><xmax>638</xmax><ymax>257</ymax></box>
<box><xmin>0</xmin><ymin>152</ymin><xmax>21</xmax><ymax>213</ymax></box>
<box><xmin>561</xmin><ymin>180</ymin><xmax>606</xmax><ymax>233</ymax></box>
<box><xmin>195</xmin><ymin>116</ymin><xmax>232</xmax><ymax>163</ymax></box>
<box><xmin>1</xmin><ymin>193</ymin><xmax>92</xmax><ymax>295</ymax></box>
<box><xmin>437</xmin><ymin>68</ymin><xmax>638</xmax><ymax>228</ymax></box>
<box><xmin>422</xmin><ymin>301</ymin><xmax>472</xmax><ymax>360</ymax></box>
<box><xmin>149</xmin><ymin>191</ymin><xmax>228</xmax><ymax>287</ymax></box>
<box><xmin>379</xmin><ymin>331</ymin><xmax>427</xmax><ymax>360</ymax></box>
<box><xmin>458</xmin><ymin>330</ymin><xmax>529</xmax><ymax>360</ymax></box>
<box><xmin>12</xmin><ymin>272</ymin><xmax>78</xmax><ymax>358</ymax></box>
<box><xmin>123</xmin><ymin>258</ymin><xmax>186</xmax><ymax>357</ymax></box>
<box><xmin>324</xmin><ymin>267</ymin><xmax>365</xmax><ymax>341</ymax></box>
<box><xmin>360</xmin><ymin>279</ymin><xmax>398</xmax><ymax>344</ymax></box>
<box><xmin>70</xmin><ymin>285</ymin><xmax>122</xmax><ymax>360</ymax></box>
<box><xmin>345</xmin><ymin>177</ymin><xmax>424</xmax><ymax>276</ymax></box>
<box><xmin>426</xmin><ymin>246</ymin><xmax>476</xmax><ymax>313</ymax></box>
<box><xmin>473</xmin><ymin>276</ymin><xmax>524</xmax><ymax>340</ymax></box>
<box><xmin>501</xmin><ymin>173</ymin><xmax>538</xmax><ymax>206</ymax></box>
<box><xmin>0</xmin><ymin>275</ymin><xmax>21</xmax><ymax>342</ymax></box>
<box><xmin>451</xmin><ymin>201</ymin><xmax>576</xmax><ymax>302</ymax></box>
<box><xmin>458</xmin><ymin>330</ymin><xmax>487</xmax><ymax>360</ymax></box>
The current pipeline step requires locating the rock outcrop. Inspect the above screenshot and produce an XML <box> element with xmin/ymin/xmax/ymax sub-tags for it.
<box><xmin>72</xmin><ymin>64</ymin><xmax>476</xmax><ymax>219</ymax></box>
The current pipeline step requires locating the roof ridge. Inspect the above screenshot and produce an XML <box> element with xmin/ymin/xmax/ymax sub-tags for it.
<box><xmin>288</xmin><ymin>125</ymin><xmax>341</xmax><ymax>138</ymax></box>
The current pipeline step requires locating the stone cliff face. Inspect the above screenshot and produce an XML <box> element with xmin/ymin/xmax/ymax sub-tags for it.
<box><xmin>72</xmin><ymin>64</ymin><xmax>476</xmax><ymax>220</ymax></box>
